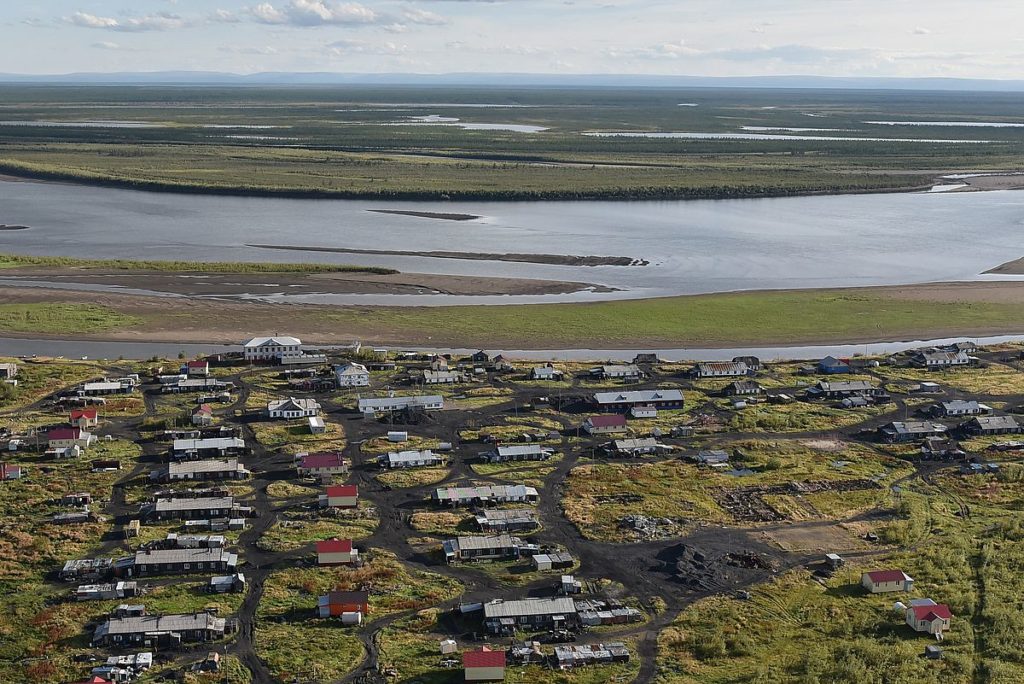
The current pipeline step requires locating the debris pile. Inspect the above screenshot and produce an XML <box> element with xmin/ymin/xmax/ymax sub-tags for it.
<box><xmin>617</xmin><ymin>514</ymin><xmax>685</xmax><ymax>540</ymax></box>
<box><xmin>657</xmin><ymin>543</ymin><xmax>779</xmax><ymax>590</ymax></box>
<box><xmin>715</xmin><ymin>479</ymin><xmax>881</xmax><ymax>523</ymax></box>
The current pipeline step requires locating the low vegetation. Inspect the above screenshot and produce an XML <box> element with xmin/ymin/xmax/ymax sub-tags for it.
<box><xmin>0</xmin><ymin>303</ymin><xmax>141</xmax><ymax>335</ymax></box>
<box><xmin>0</xmin><ymin>252</ymin><xmax>395</xmax><ymax>275</ymax></box>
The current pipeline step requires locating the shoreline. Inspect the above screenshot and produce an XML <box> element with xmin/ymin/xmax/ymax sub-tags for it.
<box><xmin>985</xmin><ymin>255</ymin><xmax>1024</xmax><ymax>275</ymax></box>
<box><xmin>0</xmin><ymin>163</ymin><xmax>938</xmax><ymax>202</ymax></box>
<box><xmin>4</xmin><ymin>332</ymin><xmax>1024</xmax><ymax>363</ymax></box>
<box><xmin>247</xmin><ymin>243</ymin><xmax>644</xmax><ymax>268</ymax></box>
<box><xmin>3</xmin><ymin>280</ymin><xmax>1024</xmax><ymax>350</ymax></box>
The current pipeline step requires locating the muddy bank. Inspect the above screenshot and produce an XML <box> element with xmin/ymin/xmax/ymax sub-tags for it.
<box><xmin>248</xmin><ymin>243</ymin><xmax>646</xmax><ymax>267</ymax></box>
<box><xmin>0</xmin><ymin>267</ymin><xmax>614</xmax><ymax>298</ymax></box>
<box><xmin>986</xmin><ymin>257</ymin><xmax>1024</xmax><ymax>275</ymax></box>
<box><xmin>368</xmin><ymin>209</ymin><xmax>481</xmax><ymax>221</ymax></box>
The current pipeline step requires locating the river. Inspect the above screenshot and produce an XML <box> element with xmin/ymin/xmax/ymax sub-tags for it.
<box><xmin>2</xmin><ymin>178</ymin><xmax>1024</xmax><ymax>305</ymax></box>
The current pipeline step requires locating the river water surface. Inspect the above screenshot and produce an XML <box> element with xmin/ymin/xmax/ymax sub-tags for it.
<box><xmin>1</xmin><ymin>179</ymin><xmax>1024</xmax><ymax>305</ymax></box>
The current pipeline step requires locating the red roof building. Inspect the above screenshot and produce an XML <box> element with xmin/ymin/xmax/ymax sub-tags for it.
<box><xmin>910</xmin><ymin>604</ymin><xmax>952</xmax><ymax>622</ymax></box>
<box><xmin>315</xmin><ymin>537</ymin><xmax>358</xmax><ymax>566</ymax></box>
<box><xmin>326</xmin><ymin>485</ymin><xmax>358</xmax><ymax>498</ymax></box>
<box><xmin>860</xmin><ymin>569</ymin><xmax>914</xmax><ymax>593</ymax></box>
<box><xmin>464</xmin><ymin>648</ymin><xmax>507</xmax><ymax>681</ymax></box>
<box><xmin>906</xmin><ymin>602</ymin><xmax>953</xmax><ymax>634</ymax></box>
<box><xmin>48</xmin><ymin>427</ymin><xmax>84</xmax><ymax>441</ymax></box>
<box><xmin>316</xmin><ymin>539</ymin><xmax>352</xmax><ymax>554</ymax></box>
<box><xmin>297</xmin><ymin>451</ymin><xmax>347</xmax><ymax>475</ymax></box>
<box><xmin>583</xmin><ymin>414</ymin><xmax>628</xmax><ymax>435</ymax></box>
<box><xmin>71</xmin><ymin>408</ymin><xmax>99</xmax><ymax>422</ymax></box>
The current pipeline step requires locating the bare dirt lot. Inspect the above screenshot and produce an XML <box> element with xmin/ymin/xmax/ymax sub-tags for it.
<box><xmin>761</xmin><ymin>523</ymin><xmax>871</xmax><ymax>553</ymax></box>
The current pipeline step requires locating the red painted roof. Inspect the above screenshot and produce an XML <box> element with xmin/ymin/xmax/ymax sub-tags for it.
<box><xmin>463</xmin><ymin>649</ymin><xmax>506</xmax><ymax>669</ymax></box>
<box><xmin>187</xmin><ymin>360</ymin><xmax>209</xmax><ymax>368</ymax></box>
<box><xmin>70</xmin><ymin>408</ymin><xmax>99</xmax><ymax>420</ymax></box>
<box><xmin>317</xmin><ymin>538</ymin><xmax>353</xmax><ymax>554</ymax></box>
<box><xmin>327</xmin><ymin>485</ymin><xmax>358</xmax><ymax>497</ymax></box>
<box><xmin>194</xmin><ymin>404</ymin><xmax>213</xmax><ymax>414</ymax></box>
<box><xmin>48</xmin><ymin>427</ymin><xmax>83</xmax><ymax>440</ymax></box>
<box><xmin>588</xmin><ymin>414</ymin><xmax>628</xmax><ymax>428</ymax></box>
<box><xmin>865</xmin><ymin>570</ymin><xmax>908</xmax><ymax>584</ymax></box>
<box><xmin>911</xmin><ymin>604</ymin><xmax>952</xmax><ymax>621</ymax></box>
<box><xmin>301</xmin><ymin>452</ymin><xmax>345</xmax><ymax>469</ymax></box>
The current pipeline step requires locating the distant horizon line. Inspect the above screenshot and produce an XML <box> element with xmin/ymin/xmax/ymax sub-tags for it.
<box><xmin>3</xmin><ymin>71</ymin><xmax>1024</xmax><ymax>92</ymax></box>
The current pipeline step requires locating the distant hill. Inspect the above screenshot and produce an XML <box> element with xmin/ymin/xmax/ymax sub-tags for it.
<box><xmin>2</xmin><ymin>71</ymin><xmax>1024</xmax><ymax>92</ymax></box>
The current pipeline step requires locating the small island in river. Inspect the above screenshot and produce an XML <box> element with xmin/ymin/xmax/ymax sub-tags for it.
<box><xmin>369</xmin><ymin>209</ymin><xmax>482</xmax><ymax>221</ymax></box>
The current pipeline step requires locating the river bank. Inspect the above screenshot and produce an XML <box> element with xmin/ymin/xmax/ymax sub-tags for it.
<box><xmin>3</xmin><ymin>280</ymin><xmax>1024</xmax><ymax>350</ymax></box>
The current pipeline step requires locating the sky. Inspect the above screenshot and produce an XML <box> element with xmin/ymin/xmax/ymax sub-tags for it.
<box><xmin>4</xmin><ymin>0</ymin><xmax>1024</xmax><ymax>78</ymax></box>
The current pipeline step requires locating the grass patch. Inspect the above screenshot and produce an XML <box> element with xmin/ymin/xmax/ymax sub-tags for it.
<box><xmin>0</xmin><ymin>303</ymin><xmax>140</xmax><ymax>335</ymax></box>
<box><xmin>255</xmin><ymin>622</ymin><xmax>364</xmax><ymax>683</ymax></box>
<box><xmin>257</xmin><ymin>505</ymin><xmax>379</xmax><ymax>553</ymax></box>
<box><xmin>377</xmin><ymin>467</ymin><xmax>450</xmax><ymax>489</ymax></box>
<box><xmin>0</xmin><ymin>252</ymin><xmax>396</xmax><ymax>275</ymax></box>
<box><xmin>258</xmin><ymin>549</ymin><xmax>462</xmax><ymax>622</ymax></box>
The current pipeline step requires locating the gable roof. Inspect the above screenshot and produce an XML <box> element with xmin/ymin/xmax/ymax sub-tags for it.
<box><xmin>316</xmin><ymin>538</ymin><xmax>353</xmax><ymax>554</ymax></box>
<box><xmin>268</xmin><ymin>397</ymin><xmax>319</xmax><ymax>412</ymax></box>
<box><xmin>71</xmin><ymin>408</ymin><xmax>99</xmax><ymax>420</ymax></box>
<box><xmin>463</xmin><ymin>649</ymin><xmax>507</xmax><ymax>669</ymax></box>
<box><xmin>300</xmin><ymin>452</ymin><xmax>345</xmax><ymax>469</ymax></box>
<box><xmin>911</xmin><ymin>604</ymin><xmax>952</xmax><ymax>621</ymax></box>
<box><xmin>186</xmin><ymin>360</ymin><xmax>209</xmax><ymax>368</ymax></box>
<box><xmin>865</xmin><ymin>570</ymin><xmax>910</xmax><ymax>584</ymax></box>
<box><xmin>48</xmin><ymin>427</ymin><xmax>84</xmax><ymax>440</ymax></box>
<box><xmin>244</xmin><ymin>336</ymin><xmax>301</xmax><ymax>348</ymax></box>
<box><xmin>326</xmin><ymin>485</ymin><xmax>358</xmax><ymax>497</ymax></box>
<box><xmin>587</xmin><ymin>414</ymin><xmax>628</xmax><ymax>428</ymax></box>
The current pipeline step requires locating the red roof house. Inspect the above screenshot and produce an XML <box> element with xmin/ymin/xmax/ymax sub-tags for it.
<box><xmin>320</xmin><ymin>484</ymin><xmax>359</xmax><ymax>509</ymax></box>
<box><xmin>297</xmin><ymin>452</ymin><xmax>348</xmax><ymax>476</ymax></box>
<box><xmin>70</xmin><ymin>408</ymin><xmax>100</xmax><ymax>427</ymax></box>
<box><xmin>316</xmin><ymin>538</ymin><xmax>358</xmax><ymax>565</ymax></box>
<box><xmin>464</xmin><ymin>648</ymin><xmax>506</xmax><ymax>681</ymax></box>
<box><xmin>47</xmin><ymin>427</ymin><xmax>95</xmax><ymax>449</ymax></box>
<box><xmin>906</xmin><ymin>603</ymin><xmax>952</xmax><ymax>634</ymax></box>
<box><xmin>860</xmin><ymin>569</ymin><xmax>914</xmax><ymax>593</ymax></box>
<box><xmin>583</xmin><ymin>414</ymin><xmax>628</xmax><ymax>435</ymax></box>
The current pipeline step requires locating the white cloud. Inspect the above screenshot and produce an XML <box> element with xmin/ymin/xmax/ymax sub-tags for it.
<box><xmin>249</xmin><ymin>1</ymin><xmax>380</xmax><ymax>26</ymax></box>
<box><xmin>606</xmin><ymin>40</ymin><xmax>699</xmax><ymax>60</ymax></box>
<box><xmin>402</xmin><ymin>8</ymin><xmax>446</xmax><ymax>25</ymax></box>
<box><xmin>91</xmin><ymin>40</ymin><xmax>121</xmax><ymax>50</ymax></box>
<box><xmin>327</xmin><ymin>38</ymin><xmax>408</xmax><ymax>55</ymax></box>
<box><xmin>67</xmin><ymin>11</ymin><xmax>188</xmax><ymax>32</ymax></box>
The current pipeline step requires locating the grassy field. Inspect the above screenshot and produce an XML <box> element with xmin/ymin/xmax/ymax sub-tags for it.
<box><xmin>563</xmin><ymin>440</ymin><xmax>908</xmax><ymax>541</ymax></box>
<box><xmin>4</xmin><ymin>283</ymin><xmax>1024</xmax><ymax>349</ymax></box>
<box><xmin>657</xmin><ymin>466</ymin><xmax>1024</xmax><ymax>684</ymax></box>
<box><xmin>257</xmin><ymin>506</ymin><xmax>380</xmax><ymax>553</ymax></box>
<box><xmin>1</xmin><ymin>85</ymin><xmax>1022</xmax><ymax>199</ymax></box>
<box><xmin>0</xmin><ymin>303</ymin><xmax>140</xmax><ymax>335</ymax></box>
